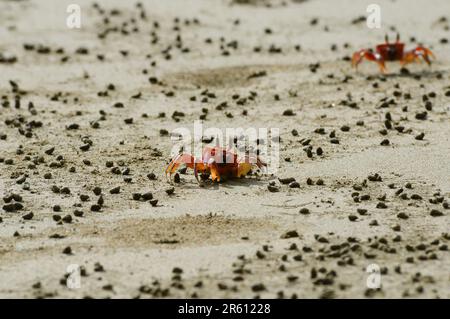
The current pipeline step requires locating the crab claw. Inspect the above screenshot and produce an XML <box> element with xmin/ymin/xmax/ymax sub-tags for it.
<box><xmin>165</xmin><ymin>153</ymin><xmax>196</xmax><ymax>183</ymax></box>
<box><xmin>194</xmin><ymin>162</ymin><xmax>207</xmax><ymax>184</ymax></box>
<box><xmin>237</xmin><ymin>155</ymin><xmax>267</xmax><ymax>178</ymax></box>
<box><xmin>352</xmin><ymin>49</ymin><xmax>386</xmax><ymax>73</ymax></box>
<box><xmin>402</xmin><ymin>46</ymin><xmax>435</xmax><ymax>66</ymax></box>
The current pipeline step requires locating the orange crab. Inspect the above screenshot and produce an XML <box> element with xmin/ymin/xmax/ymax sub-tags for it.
<box><xmin>165</xmin><ymin>146</ymin><xmax>266</xmax><ymax>183</ymax></box>
<box><xmin>352</xmin><ymin>34</ymin><xmax>435</xmax><ymax>73</ymax></box>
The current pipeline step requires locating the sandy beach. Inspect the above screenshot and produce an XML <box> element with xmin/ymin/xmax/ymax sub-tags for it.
<box><xmin>0</xmin><ymin>0</ymin><xmax>449</xmax><ymax>298</ymax></box>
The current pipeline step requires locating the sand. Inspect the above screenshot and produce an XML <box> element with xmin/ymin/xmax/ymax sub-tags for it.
<box><xmin>0</xmin><ymin>0</ymin><xmax>449</xmax><ymax>298</ymax></box>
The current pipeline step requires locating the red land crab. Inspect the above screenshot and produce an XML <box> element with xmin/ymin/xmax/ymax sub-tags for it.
<box><xmin>165</xmin><ymin>146</ymin><xmax>267</xmax><ymax>183</ymax></box>
<box><xmin>352</xmin><ymin>34</ymin><xmax>435</xmax><ymax>73</ymax></box>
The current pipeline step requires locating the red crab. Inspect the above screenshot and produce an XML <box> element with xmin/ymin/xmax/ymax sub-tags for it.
<box><xmin>352</xmin><ymin>34</ymin><xmax>435</xmax><ymax>73</ymax></box>
<box><xmin>165</xmin><ymin>146</ymin><xmax>267</xmax><ymax>183</ymax></box>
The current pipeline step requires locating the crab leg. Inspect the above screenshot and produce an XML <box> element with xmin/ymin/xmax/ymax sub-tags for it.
<box><xmin>256</xmin><ymin>156</ymin><xmax>267</xmax><ymax>169</ymax></box>
<box><xmin>242</xmin><ymin>155</ymin><xmax>267</xmax><ymax>168</ymax></box>
<box><xmin>401</xmin><ymin>46</ymin><xmax>435</xmax><ymax>66</ymax></box>
<box><xmin>352</xmin><ymin>49</ymin><xmax>386</xmax><ymax>73</ymax></box>
<box><xmin>207</xmin><ymin>160</ymin><xmax>220</xmax><ymax>182</ymax></box>
<box><xmin>236</xmin><ymin>155</ymin><xmax>267</xmax><ymax>178</ymax></box>
<box><xmin>165</xmin><ymin>153</ymin><xmax>196</xmax><ymax>182</ymax></box>
<box><xmin>194</xmin><ymin>162</ymin><xmax>207</xmax><ymax>184</ymax></box>
<box><xmin>165</xmin><ymin>153</ymin><xmax>181</xmax><ymax>182</ymax></box>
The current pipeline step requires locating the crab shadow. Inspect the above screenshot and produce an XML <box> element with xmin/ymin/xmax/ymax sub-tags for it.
<box><xmin>179</xmin><ymin>175</ymin><xmax>270</xmax><ymax>191</ymax></box>
<box><xmin>373</xmin><ymin>69</ymin><xmax>446</xmax><ymax>79</ymax></box>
